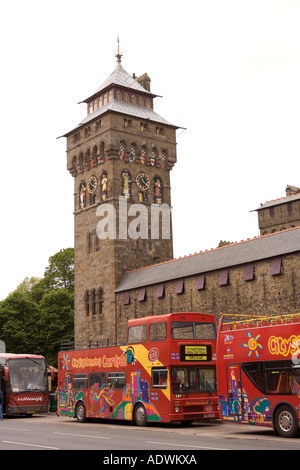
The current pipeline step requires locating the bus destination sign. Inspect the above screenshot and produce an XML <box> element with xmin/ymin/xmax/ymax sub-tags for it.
<box><xmin>180</xmin><ymin>345</ymin><xmax>212</xmax><ymax>362</ymax></box>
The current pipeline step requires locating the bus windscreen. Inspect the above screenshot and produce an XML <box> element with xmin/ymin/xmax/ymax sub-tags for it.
<box><xmin>7</xmin><ymin>357</ymin><xmax>46</xmax><ymax>393</ymax></box>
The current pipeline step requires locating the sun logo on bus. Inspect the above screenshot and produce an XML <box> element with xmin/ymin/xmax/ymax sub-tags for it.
<box><xmin>62</xmin><ymin>353</ymin><xmax>71</xmax><ymax>370</ymax></box>
<box><xmin>242</xmin><ymin>332</ymin><xmax>263</xmax><ymax>358</ymax></box>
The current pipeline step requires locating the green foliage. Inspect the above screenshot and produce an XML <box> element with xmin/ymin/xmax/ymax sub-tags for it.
<box><xmin>0</xmin><ymin>248</ymin><xmax>74</xmax><ymax>366</ymax></box>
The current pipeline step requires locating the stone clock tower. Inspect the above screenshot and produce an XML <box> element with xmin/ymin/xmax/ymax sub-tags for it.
<box><xmin>62</xmin><ymin>47</ymin><xmax>179</xmax><ymax>347</ymax></box>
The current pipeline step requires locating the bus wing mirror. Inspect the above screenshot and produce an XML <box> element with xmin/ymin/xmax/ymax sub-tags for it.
<box><xmin>47</xmin><ymin>365</ymin><xmax>55</xmax><ymax>381</ymax></box>
<box><xmin>4</xmin><ymin>366</ymin><xmax>9</xmax><ymax>382</ymax></box>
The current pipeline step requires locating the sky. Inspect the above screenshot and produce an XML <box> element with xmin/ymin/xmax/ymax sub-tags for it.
<box><xmin>1</xmin><ymin>0</ymin><xmax>300</xmax><ymax>300</ymax></box>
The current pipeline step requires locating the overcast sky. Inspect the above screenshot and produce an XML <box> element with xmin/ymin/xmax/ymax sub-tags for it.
<box><xmin>1</xmin><ymin>0</ymin><xmax>300</xmax><ymax>300</ymax></box>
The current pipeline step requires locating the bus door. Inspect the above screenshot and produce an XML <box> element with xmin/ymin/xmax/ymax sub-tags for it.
<box><xmin>226</xmin><ymin>364</ymin><xmax>244</xmax><ymax>418</ymax></box>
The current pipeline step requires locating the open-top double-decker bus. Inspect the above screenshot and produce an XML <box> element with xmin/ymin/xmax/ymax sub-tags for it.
<box><xmin>217</xmin><ymin>313</ymin><xmax>300</xmax><ymax>437</ymax></box>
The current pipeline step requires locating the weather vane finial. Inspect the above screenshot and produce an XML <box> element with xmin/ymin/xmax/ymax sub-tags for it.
<box><xmin>115</xmin><ymin>36</ymin><xmax>123</xmax><ymax>63</ymax></box>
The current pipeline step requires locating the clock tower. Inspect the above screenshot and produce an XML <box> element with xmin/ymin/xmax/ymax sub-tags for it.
<box><xmin>62</xmin><ymin>47</ymin><xmax>179</xmax><ymax>346</ymax></box>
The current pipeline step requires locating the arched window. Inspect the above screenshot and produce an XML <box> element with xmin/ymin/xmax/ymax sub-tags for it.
<box><xmin>160</xmin><ymin>150</ymin><xmax>167</xmax><ymax>169</ymax></box>
<box><xmin>150</xmin><ymin>148</ymin><xmax>156</xmax><ymax>167</ymax></box>
<box><xmin>72</xmin><ymin>155</ymin><xmax>78</xmax><ymax>176</ymax></box>
<box><xmin>91</xmin><ymin>289</ymin><xmax>96</xmax><ymax>316</ymax></box>
<box><xmin>85</xmin><ymin>290</ymin><xmax>90</xmax><ymax>316</ymax></box>
<box><xmin>119</xmin><ymin>141</ymin><xmax>125</xmax><ymax>160</ymax></box>
<box><xmin>116</xmin><ymin>90</ymin><xmax>122</xmax><ymax>102</ymax></box>
<box><xmin>98</xmin><ymin>288</ymin><xmax>103</xmax><ymax>315</ymax></box>
<box><xmin>140</xmin><ymin>146</ymin><xmax>146</xmax><ymax>164</ymax></box>
<box><xmin>129</xmin><ymin>143</ymin><xmax>136</xmax><ymax>162</ymax></box>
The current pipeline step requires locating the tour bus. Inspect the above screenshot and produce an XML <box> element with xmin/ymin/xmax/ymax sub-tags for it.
<box><xmin>57</xmin><ymin>312</ymin><xmax>219</xmax><ymax>425</ymax></box>
<box><xmin>217</xmin><ymin>313</ymin><xmax>300</xmax><ymax>437</ymax></box>
<box><xmin>0</xmin><ymin>353</ymin><xmax>54</xmax><ymax>416</ymax></box>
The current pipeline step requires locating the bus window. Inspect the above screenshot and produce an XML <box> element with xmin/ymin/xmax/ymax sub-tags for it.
<box><xmin>195</xmin><ymin>323</ymin><xmax>216</xmax><ymax>340</ymax></box>
<box><xmin>171</xmin><ymin>367</ymin><xmax>216</xmax><ymax>394</ymax></box>
<box><xmin>242</xmin><ymin>360</ymin><xmax>300</xmax><ymax>395</ymax></box>
<box><xmin>127</xmin><ymin>324</ymin><xmax>147</xmax><ymax>344</ymax></box>
<box><xmin>171</xmin><ymin>322</ymin><xmax>193</xmax><ymax>339</ymax></box>
<box><xmin>171</xmin><ymin>367</ymin><xmax>197</xmax><ymax>394</ymax></box>
<box><xmin>90</xmin><ymin>373</ymin><xmax>106</xmax><ymax>389</ymax></box>
<box><xmin>152</xmin><ymin>368</ymin><xmax>168</xmax><ymax>388</ymax></box>
<box><xmin>73</xmin><ymin>374</ymin><xmax>88</xmax><ymax>390</ymax></box>
<box><xmin>7</xmin><ymin>358</ymin><xmax>47</xmax><ymax>392</ymax></box>
<box><xmin>264</xmin><ymin>360</ymin><xmax>295</xmax><ymax>395</ymax></box>
<box><xmin>149</xmin><ymin>322</ymin><xmax>167</xmax><ymax>342</ymax></box>
<box><xmin>171</xmin><ymin>321</ymin><xmax>216</xmax><ymax>340</ymax></box>
<box><xmin>242</xmin><ymin>362</ymin><xmax>265</xmax><ymax>393</ymax></box>
<box><xmin>107</xmin><ymin>372</ymin><xmax>125</xmax><ymax>389</ymax></box>
<box><xmin>197</xmin><ymin>368</ymin><xmax>217</xmax><ymax>393</ymax></box>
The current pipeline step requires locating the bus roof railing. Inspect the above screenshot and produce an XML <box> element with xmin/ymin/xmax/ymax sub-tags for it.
<box><xmin>220</xmin><ymin>313</ymin><xmax>300</xmax><ymax>331</ymax></box>
<box><xmin>60</xmin><ymin>337</ymin><xmax>127</xmax><ymax>351</ymax></box>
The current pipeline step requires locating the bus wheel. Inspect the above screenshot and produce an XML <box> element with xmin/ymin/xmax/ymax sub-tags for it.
<box><xmin>274</xmin><ymin>405</ymin><xmax>299</xmax><ymax>438</ymax></box>
<box><xmin>75</xmin><ymin>402</ymin><xmax>86</xmax><ymax>423</ymax></box>
<box><xmin>134</xmin><ymin>403</ymin><xmax>147</xmax><ymax>426</ymax></box>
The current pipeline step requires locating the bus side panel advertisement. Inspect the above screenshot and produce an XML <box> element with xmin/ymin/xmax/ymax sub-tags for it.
<box><xmin>217</xmin><ymin>315</ymin><xmax>300</xmax><ymax>437</ymax></box>
<box><xmin>58</xmin><ymin>345</ymin><xmax>162</xmax><ymax>423</ymax></box>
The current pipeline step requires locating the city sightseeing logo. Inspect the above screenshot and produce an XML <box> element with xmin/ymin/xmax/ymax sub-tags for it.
<box><xmin>243</xmin><ymin>331</ymin><xmax>263</xmax><ymax>358</ymax></box>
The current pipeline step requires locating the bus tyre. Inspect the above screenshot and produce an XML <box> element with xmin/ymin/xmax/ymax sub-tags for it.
<box><xmin>75</xmin><ymin>402</ymin><xmax>86</xmax><ymax>423</ymax></box>
<box><xmin>134</xmin><ymin>403</ymin><xmax>147</xmax><ymax>426</ymax></box>
<box><xmin>274</xmin><ymin>405</ymin><xmax>299</xmax><ymax>438</ymax></box>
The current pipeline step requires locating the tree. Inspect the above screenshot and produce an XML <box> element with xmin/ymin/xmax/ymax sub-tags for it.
<box><xmin>44</xmin><ymin>248</ymin><xmax>74</xmax><ymax>290</ymax></box>
<box><xmin>0</xmin><ymin>248</ymin><xmax>74</xmax><ymax>366</ymax></box>
<box><xmin>0</xmin><ymin>291</ymin><xmax>41</xmax><ymax>354</ymax></box>
<box><xmin>38</xmin><ymin>288</ymin><xmax>74</xmax><ymax>365</ymax></box>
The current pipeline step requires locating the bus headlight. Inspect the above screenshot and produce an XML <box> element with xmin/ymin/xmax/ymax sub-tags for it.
<box><xmin>174</xmin><ymin>406</ymin><xmax>179</xmax><ymax>413</ymax></box>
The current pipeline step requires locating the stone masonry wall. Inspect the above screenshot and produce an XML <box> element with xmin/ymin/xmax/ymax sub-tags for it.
<box><xmin>116</xmin><ymin>252</ymin><xmax>300</xmax><ymax>341</ymax></box>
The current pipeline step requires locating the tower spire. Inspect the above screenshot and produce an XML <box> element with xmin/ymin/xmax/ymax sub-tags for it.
<box><xmin>115</xmin><ymin>36</ymin><xmax>123</xmax><ymax>64</ymax></box>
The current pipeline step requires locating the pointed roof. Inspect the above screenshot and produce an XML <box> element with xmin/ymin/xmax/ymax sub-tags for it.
<box><xmin>96</xmin><ymin>62</ymin><xmax>155</xmax><ymax>97</ymax></box>
<box><xmin>81</xmin><ymin>59</ymin><xmax>157</xmax><ymax>104</ymax></box>
<box><xmin>60</xmin><ymin>51</ymin><xmax>180</xmax><ymax>137</ymax></box>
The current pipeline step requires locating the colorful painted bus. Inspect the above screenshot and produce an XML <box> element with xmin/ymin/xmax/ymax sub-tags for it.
<box><xmin>0</xmin><ymin>353</ymin><xmax>54</xmax><ymax>416</ymax></box>
<box><xmin>217</xmin><ymin>313</ymin><xmax>300</xmax><ymax>437</ymax></box>
<box><xmin>57</xmin><ymin>312</ymin><xmax>219</xmax><ymax>425</ymax></box>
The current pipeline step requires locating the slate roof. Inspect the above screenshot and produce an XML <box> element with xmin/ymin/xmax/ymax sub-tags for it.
<box><xmin>252</xmin><ymin>192</ymin><xmax>300</xmax><ymax>211</ymax></box>
<box><xmin>115</xmin><ymin>226</ymin><xmax>300</xmax><ymax>292</ymax></box>
<box><xmin>82</xmin><ymin>62</ymin><xmax>155</xmax><ymax>99</ymax></box>
<box><xmin>61</xmin><ymin>60</ymin><xmax>179</xmax><ymax>137</ymax></box>
<box><xmin>78</xmin><ymin>100</ymin><xmax>177</xmax><ymax>128</ymax></box>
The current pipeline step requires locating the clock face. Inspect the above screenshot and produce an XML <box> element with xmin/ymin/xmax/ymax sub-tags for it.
<box><xmin>87</xmin><ymin>176</ymin><xmax>97</xmax><ymax>194</ymax></box>
<box><xmin>136</xmin><ymin>173</ymin><xmax>150</xmax><ymax>191</ymax></box>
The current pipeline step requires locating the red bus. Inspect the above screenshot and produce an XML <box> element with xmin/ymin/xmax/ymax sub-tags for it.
<box><xmin>57</xmin><ymin>312</ymin><xmax>219</xmax><ymax>425</ymax></box>
<box><xmin>217</xmin><ymin>313</ymin><xmax>300</xmax><ymax>437</ymax></box>
<box><xmin>0</xmin><ymin>353</ymin><xmax>54</xmax><ymax>417</ymax></box>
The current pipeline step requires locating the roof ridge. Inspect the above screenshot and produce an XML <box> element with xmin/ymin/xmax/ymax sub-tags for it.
<box><xmin>260</xmin><ymin>191</ymin><xmax>300</xmax><ymax>207</ymax></box>
<box><xmin>126</xmin><ymin>225</ymin><xmax>300</xmax><ymax>274</ymax></box>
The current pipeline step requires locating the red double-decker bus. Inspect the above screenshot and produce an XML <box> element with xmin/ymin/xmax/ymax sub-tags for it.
<box><xmin>0</xmin><ymin>353</ymin><xmax>54</xmax><ymax>416</ymax></box>
<box><xmin>217</xmin><ymin>313</ymin><xmax>300</xmax><ymax>437</ymax></box>
<box><xmin>57</xmin><ymin>312</ymin><xmax>219</xmax><ymax>425</ymax></box>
